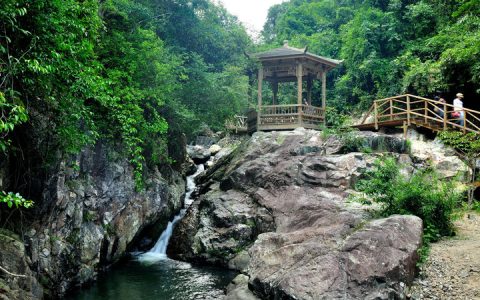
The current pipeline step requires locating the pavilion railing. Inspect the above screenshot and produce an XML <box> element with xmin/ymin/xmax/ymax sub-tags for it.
<box><xmin>225</xmin><ymin>115</ymin><xmax>248</xmax><ymax>133</ymax></box>
<box><xmin>360</xmin><ymin>94</ymin><xmax>480</xmax><ymax>134</ymax></box>
<box><xmin>258</xmin><ymin>104</ymin><xmax>324</xmax><ymax>128</ymax></box>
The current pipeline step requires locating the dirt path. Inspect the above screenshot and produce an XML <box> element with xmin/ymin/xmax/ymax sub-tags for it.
<box><xmin>409</xmin><ymin>212</ymin><xmax>480</xmax><ymax>299</ymax></box>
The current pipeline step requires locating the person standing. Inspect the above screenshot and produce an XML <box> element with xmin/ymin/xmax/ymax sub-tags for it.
<box><xmin>434</xmin><ymin>96</ymin><xmax>447</xmax><ymax>118</ymax></box>
<box><xmin>453</xmin><ymin>93</ymin><xmax>465</xmax><ymax>126</ymax></box>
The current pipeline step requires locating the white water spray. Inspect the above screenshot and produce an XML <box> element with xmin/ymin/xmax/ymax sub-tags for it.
<box><xmin>138</xmin><ymin>164</ymin><xmax>204</xmax><ymax>262</ymax></box>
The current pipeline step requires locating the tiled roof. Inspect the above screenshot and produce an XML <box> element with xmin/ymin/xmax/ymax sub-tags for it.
<box><xmin>255</xmin><ymin>45</ymin><xmax>307</xmax><ymax>58</ymax></box>
<box><xmin>252</xmin><ymin>42</ymin><xmax>342</xmax><ymax>66</ymax></box>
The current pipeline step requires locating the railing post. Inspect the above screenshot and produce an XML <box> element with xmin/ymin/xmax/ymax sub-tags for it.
<box><xmin>257</xmin><ymin>67</ymin><xmax>263</xmax><ymax>131</ymax></box>
<box><xmin>297</xmin><ymin>63</ymin><xmax>303</xmax><ymax>127</ymax></box>
<box><xmin>424</xmin><ymin>100</ymin><xmax>428</xmax><ymax>123</ymax></box>
<box><xmin>389</xmin><ymin>99</ymin><xmax>393</xmax><ymax>120</ymax></box>
<box><xmin>299</xmin><ymin>104</ymin><xmax>303</xmax><ymax>126</ymax></box>
<box><xmin>374</xmin><ymin>101</ymin><xmax>378</xmax><ymax>130</ymax></box>
<box><xmin>463</xmin><ymin>111</ymin><xmax>467</xmax><ymax>133</ymax></box>
<box><xmin>443</xmin><ymin>103</ymin><xmax>447</xmax><ymax>130</ymax></box>
<box><xmin>322</xmin><ymin>107</ymin><xmax>325</xmax><ymax>126</ymax></box>
<box><xmin>406</xmin><ymin>95</ymin><xmax>411</xmax><ymax>126</ymax></box>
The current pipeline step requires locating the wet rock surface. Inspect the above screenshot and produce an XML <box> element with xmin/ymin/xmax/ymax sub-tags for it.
<box><xmin>170</xmin><ymin>129</ymin><xmax>425</xmax><ymax>299</ymax></box>
<box><xmin>21</xmin><ymin>143</ymin><xmax>185</xmax><ymax>297</ymax></box>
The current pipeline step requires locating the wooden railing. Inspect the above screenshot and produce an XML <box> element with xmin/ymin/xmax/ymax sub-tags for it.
<box><xmin>244</xmin><ymin>104</ymin><xmax>325</xmax><ymax>132</ymax></box>
<box><xmin>359</xmin><ymin>94</ymin><xmax>480</xmax><ymax>134</ymax></box>
<box><xmin>225</xmin><ymin>115</ymin><xmax>248</xmax><ymax>133</ymax></box>
<box><xmin>258</xmin><ymin>104</ymin><xmax>324</xmax><ymax>130</ymax></box>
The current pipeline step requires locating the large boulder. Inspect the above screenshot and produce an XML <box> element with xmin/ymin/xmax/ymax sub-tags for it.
<box><xmin>248</xmin><ymin>215</ymin><xmax>422</xmax><ymax>299</ymax></box>
<box><xmin>170</xmin><ymin>129</ymin><xmax>425</xmax><ymax>299</ymax></box>
<box><xmin>187</xmin><ymin>145</ymin><xmax>212</xmax><ymax>164</ymax></box>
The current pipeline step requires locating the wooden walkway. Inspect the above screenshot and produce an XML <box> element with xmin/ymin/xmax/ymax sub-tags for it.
<box><xmin>355</xmin><ymin>94</ymin><xmax>480</xmax><ymax>135</ymax></box>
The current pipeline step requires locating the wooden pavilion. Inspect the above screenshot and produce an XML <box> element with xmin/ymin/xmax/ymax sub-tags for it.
<box><xmin>247</xmin><ymin>41</ymin><xmax>342</xmax><ymax>132</ymax></box>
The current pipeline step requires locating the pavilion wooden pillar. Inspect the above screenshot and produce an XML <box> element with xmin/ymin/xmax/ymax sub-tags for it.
<box><xmin>297</xmin><ymin>62</ymin><xmax>303</xmax><ymax>125</ymax></box>
<box><xmin>248</xmin><ymin>71</ymin><xmax>255</xmax><ymax>106</ymax></box>
<box><xmin>321</xmin><ymin>69</ymin><xmax>327</xmax><ymax>125</ymax></box>
<box><xmin>257</xmin><ymin>67</ymin><xmax>263</xmax><ymax>131</ymax></box>
<box><xmin>272</xmin><ymin>80</ymin><xmax>278</xmax><ymax>105</ymax></box>
<box><xmin>307</xmin><ymin>76</ymin><xmax>313</xmax><ymax>105</ymax></box>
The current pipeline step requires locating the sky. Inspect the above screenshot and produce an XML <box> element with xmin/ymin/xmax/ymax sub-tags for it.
<box><xmin>218</xmin><ymin>0</ymin><xmax>287</xmax><ymax>38</ymax></box>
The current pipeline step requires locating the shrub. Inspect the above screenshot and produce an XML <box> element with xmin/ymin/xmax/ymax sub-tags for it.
<box><xmin>356</xmin><ymin>157</ymin><xmax>461</xmax><ymax>243</ymax></box>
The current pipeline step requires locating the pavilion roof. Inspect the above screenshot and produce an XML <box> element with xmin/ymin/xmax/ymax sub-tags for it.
<box><xmin>251</xmin><ymin>41</ymin><xmax>342</xmax><ymax>67</ymax></box>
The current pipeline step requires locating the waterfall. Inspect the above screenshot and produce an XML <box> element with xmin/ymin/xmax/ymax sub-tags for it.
<box><xmin>148</xmin><ymin>214</ymin><xmax>184</xmax><ymax>255</ymax></box>
<box><xmin>138</xmin><ymin>164</ymin><xmax>204</xmax><ymax>262</ymax></box>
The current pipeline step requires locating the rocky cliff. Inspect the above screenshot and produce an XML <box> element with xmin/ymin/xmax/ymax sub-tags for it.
<box><xmin>0</xmin><ymin>143</ymin><xmax>185</xmax><ymax>299</ymax></box>
<box><xmin>170</xmin><ymin>129</ymin><xmax>468</xmax><ymax>299</ymax></box>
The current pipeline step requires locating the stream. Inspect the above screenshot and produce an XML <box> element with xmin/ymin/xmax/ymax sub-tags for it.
<box><xmin>71</xmin><ymin>165</ymin><xmax>237</xmax><ymax>300</ymax></box>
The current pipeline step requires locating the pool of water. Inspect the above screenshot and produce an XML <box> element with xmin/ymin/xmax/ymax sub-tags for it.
<box><xmin>69</xmin><ymin>258</ymin><xmax>237</xmax><ymax>300</ymax></box>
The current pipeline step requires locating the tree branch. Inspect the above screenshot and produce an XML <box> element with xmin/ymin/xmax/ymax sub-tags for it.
<box><xmin>0</xmin><ymin>265</ymin><xmax>27</xmax><ymax>278</ymax></box>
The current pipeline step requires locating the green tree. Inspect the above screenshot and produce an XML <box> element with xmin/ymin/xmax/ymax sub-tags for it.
<box><xmin>1</xmin><ymin>0</ymin><xmax>252</xmax><ymax>195</ymax></box>
<box><xmin>438</xmin><ymin>131</ymin><xmax>480</xmax><ymax>205</ymax></box>
<box><xmin>261</xmin><ymin>0</ymin><xmax>480</xmax><ymax>114</ymax></box>
<box><xmin>356</xmin><ymin>157</ymin><xmax>461</xmax><ymax>242</ymax></box>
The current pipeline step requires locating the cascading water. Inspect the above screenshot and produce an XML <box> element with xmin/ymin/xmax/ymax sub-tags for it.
<box><xmin>70</xmin><ymin>163</ymin><xmax>237</xmax><ymax>300</ymax></box>
<box><xmin>138</xmin><ymin>164</ymin><xmax>205</xmax><ymax>261</ymax></box>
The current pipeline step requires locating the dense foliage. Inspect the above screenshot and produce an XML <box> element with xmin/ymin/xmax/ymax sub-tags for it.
<box><xmin>0</xmin><ymin>0</ymin><xmax>251</xmax><ymax>192</ymax></box>
<box><xmin>262</xmin><ymin>0</ymin><xmax>480</xmax><ymax>111</ymax></box>
<box><xmin>438</xmin><ymin>131</ymin><xmax>480</xmax><ymax>204</ymax></box>
<box><xmin>2</xmin><ymin>0</ymin><xmax>480</xmax><ymax>197</ymax></box>
<box><xmin>356</xmin><ymin>157</ymin><xmax>461</xmax><ymax>244</ymax></box>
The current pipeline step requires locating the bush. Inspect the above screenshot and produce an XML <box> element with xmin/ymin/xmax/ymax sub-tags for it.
<box><xmin>356</xmin><ymin>157</ymin><xmax>461</xmax><ymax>243</ymax></box>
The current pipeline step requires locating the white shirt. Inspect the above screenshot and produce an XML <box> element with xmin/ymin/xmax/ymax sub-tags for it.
<box><xmin>453</xmin><ymin>98</ymin><xmax>463</xmax><ymax>111</ymax></box>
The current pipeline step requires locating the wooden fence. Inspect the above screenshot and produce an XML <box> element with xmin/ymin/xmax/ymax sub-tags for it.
<box><xmin>253</xmin><ymin>104</ymin><xmax>324</xmax><ymax>131</ymax></box>
<box><xmin>358</xmin><ymin>94</ymin><xmax>480</xmax><ymax>134</ymax></box>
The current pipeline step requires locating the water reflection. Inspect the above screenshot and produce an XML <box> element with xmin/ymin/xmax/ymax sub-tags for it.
<box><xmin>70</xmin><ymin>258</ymin><xmax>236</xmax><ymax>300</ymax></box>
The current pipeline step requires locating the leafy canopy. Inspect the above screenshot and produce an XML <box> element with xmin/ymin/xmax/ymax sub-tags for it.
<box><xmin>261</xmin><ymin>0</ymin><xmax>480</xmax><ymax>112</ymax></box>
<box><xmin>1</xmin><ymin>0</ymin><xmax>252</xmax><ymax>193</ymax></box>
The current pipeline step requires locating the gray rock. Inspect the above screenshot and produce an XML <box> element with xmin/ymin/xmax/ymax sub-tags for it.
<box><xmin>224</xmin><ymin>275</ymin><xmax>260</xmax><ymax>300</ymax></box>
<box><xmin>171</xmin><ymin>129</ymin><xmax>424</xmax><ymax>299</ymax></box>
<box><xmin>17</xmin><ymin>142</ymin><xmax>186</xmax><ymax>297</ymax></box>
<box><xmin>406</xmin><ymin>133</ymin><xmax>470</xmax><ymax>179</ymax></box>
<box><xmin>187</xmin><ymin>145</ymin><xmax>212</xmax><ymax>164</ymax></box>
<box><xmin>209</xmin><ymin>144</ymin><xmax>222</xmax><ymax>155</ymax></box>
<box><xmin>228</xmin><ymin>250</ymin><xmax>251</xmax><ymax>272</ymax></box>
<box><xmin>41</xmin><ymin>248</ymin><xmax>50</xmax><ymax>257</ymax></box>
<box><xmin>0</xmin><ymin>231</ymin><xmax>43</xmax><ymax>300</ymax></box>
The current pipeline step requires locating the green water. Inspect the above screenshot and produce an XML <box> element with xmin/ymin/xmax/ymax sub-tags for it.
<box><xmin>69</xmin><ymin>258</ymin><xmax>237</xmax><ymax>300</ymax></box>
